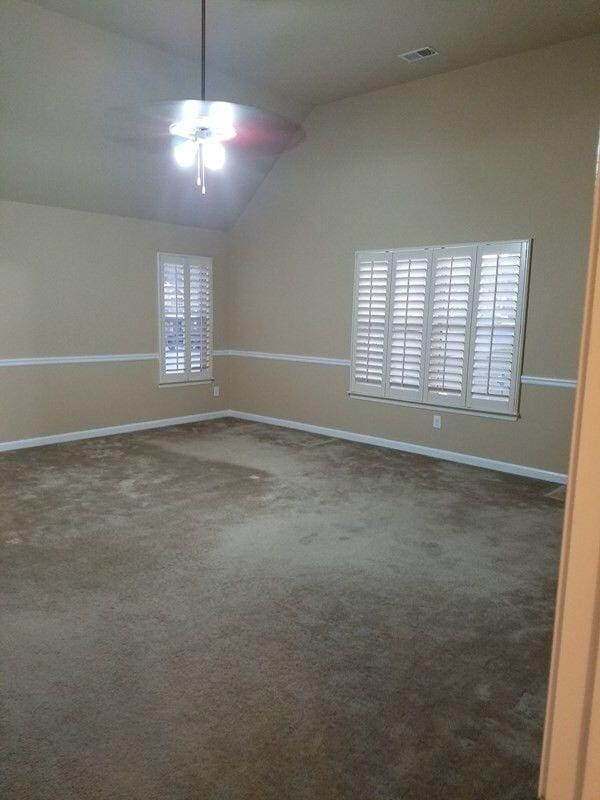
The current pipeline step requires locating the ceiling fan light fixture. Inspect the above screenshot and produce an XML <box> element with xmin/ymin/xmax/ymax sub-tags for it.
<box><xmin>169</xmin><ymin>115</ymin><xmax>230</xmax><ymax>175</ymax></box>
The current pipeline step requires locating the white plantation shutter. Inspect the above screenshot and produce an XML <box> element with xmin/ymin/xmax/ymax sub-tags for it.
<box><xmin>386</xmin><ymin>249</ymin><xmax>431</xmax><ymax>400</ymax></box>
<box><xmin>351</xmin><ymin>240</ymin><xmax>529</xmax><ymax>416</ymax></box>
<box><xmin>467</xmin><ymin>241</ymin><xmax>528</xmax><ymax>413</ymax></box>
<box><xmin>350</xmin><ymin>251</ymin><xmax>391</xmax><ymax>396</ymax></box>
<box><xmin>424</xmin><ymin>246</ymin><xmax>476</xmax><ymax>407</ymax></box>
<box><xmin>158</xmin><ymin>253</ymin><xmax>213</xmax><ymax>384</ymax></box>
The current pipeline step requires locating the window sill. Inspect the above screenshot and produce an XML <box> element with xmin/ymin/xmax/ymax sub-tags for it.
<box><xmin>159</xmin><ymin>379</ymin><xmax>213</xmax><ymax>388</ymax></box>
<box><xmin>348</xmin><ymin>392</ymin><xmax>519</xmax><ymax>421</ymax></box>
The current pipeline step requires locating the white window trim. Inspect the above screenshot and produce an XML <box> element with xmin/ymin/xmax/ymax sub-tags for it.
<box><xmin>350</xmin><ymin>239</ymin><xmax>531</xmax><ymax>418</ymax></box>
<box><xmin>347</xmin><ymin>391</ymin><xmax>519</xmax><ymax>421</ymax></box>
<box><xmin>157</xmin><ymin>252</ymin><xmax>214</xmax><ymax>386</ymax></box>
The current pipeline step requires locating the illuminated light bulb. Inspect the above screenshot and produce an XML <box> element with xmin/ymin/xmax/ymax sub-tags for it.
<box><xmin>209</xmin><ymin>101</ymin><xmax>233</xmax><ymax>125</ymax></box>
<box><xmin>208</xmin><ymin>100</ymin><xmax>235</xmax><ymax>133</ymax></box>
<box><xmin>203</xmin><ymin>140</ymin><xmax>225</xmax><ymax>170</ymax></box>
<box><xmin>209</xmin><ymin>102</ymin><xmax>236</xmax><ymax>140</ymax></box>
<box><xmin>181</xmin><ymin>99</ymin><xmax>201</xmax><ymax>123</ymax></box>
<box><xmin>173</xmin><ymin>139</ymin><xmax>197</xmax><ymax>168</ymax></box>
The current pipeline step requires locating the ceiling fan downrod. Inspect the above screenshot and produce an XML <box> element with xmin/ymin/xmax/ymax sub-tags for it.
<box><xmin>196</xmin><ymin>0</ymin><xmax>207</xmax><ymax>194</ymax></box>
<box><xmin>201</xmin><ymin>0</ymin><xmax>206</xmax><ymax>103</ymax></box>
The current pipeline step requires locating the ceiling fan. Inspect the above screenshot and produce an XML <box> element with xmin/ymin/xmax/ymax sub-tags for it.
<box><xmin>112</xmin><ymin>0</ymin><xmax>304</xmax><ymax>196</ymax></box>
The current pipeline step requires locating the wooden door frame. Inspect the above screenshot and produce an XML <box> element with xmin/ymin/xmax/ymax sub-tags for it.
<box><xmin>539</xmin><ymin>149</ymin><xmax>600</xmax><ymax>800</ymax></box>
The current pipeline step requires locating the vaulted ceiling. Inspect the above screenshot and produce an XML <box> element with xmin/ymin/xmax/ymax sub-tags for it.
<box><xmin>1</xmin><ymin>0</ymin><xmax>599</xmax><ymax>229</ymax></box>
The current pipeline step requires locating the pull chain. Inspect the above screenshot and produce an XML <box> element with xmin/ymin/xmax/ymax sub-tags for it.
<box><xmin>196</xmin><ymin>144</ymin><xmax>206</xmax><ymax>195</ymax></box>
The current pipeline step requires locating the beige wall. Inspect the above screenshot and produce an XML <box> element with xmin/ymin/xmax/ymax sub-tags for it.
<box><xmin>2</xmin><ymin>37</ymin><xmax>599</xmax><ymax>473</ymax></box>
<box><xmin>0</xmin><ymin>200</ymin><xmax>229</xmax><ymax>441</ymax></box>
<box><xmin>226</xmin><ymin>359</ymin><xmax>575</xmax><ymax>475</ymax></box>
<box><xmin>227</xmin><ymin>36</ymin><xmax>600</xmax><ymax>474</ymax></box>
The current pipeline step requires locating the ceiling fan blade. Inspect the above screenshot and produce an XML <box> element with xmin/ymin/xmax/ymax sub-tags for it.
<box><xmin>108</xmin><ymin>100</ymin><xmax>304</xmax><ymax>157</ymax></box>
<box><xmin>228</xmin><ymin>116</ymin><xmax>304</xmax><ymax>156</ymax></box>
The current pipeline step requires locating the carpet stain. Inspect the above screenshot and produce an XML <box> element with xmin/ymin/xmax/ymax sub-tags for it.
<box><xmin>0</xmin><ymin>419</ymin><xmax>563</xmax><ymax>800</ymax></box>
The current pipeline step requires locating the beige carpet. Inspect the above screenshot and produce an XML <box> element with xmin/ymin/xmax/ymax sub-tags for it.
<box><xmin>0</xmin><ymin>419</ymin><xmax>563</xmax><ymax>799</ymax></box>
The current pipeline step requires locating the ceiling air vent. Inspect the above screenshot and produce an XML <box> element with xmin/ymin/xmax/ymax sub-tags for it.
<box><xmin>399</xmin><ymin>46</ymin><xmax>438</xmax><ymax>63</ymax></box>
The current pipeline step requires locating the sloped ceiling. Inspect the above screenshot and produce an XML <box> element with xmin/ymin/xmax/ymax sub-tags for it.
<box><xmin>31</xmin><ymin>0</ymin><xmax>600</xmax><ymax>104</ymax></box>
<box><xmin>1</xmin><ymin>0</ymin><xmax>599</xmax><ymax>229</ymax></box>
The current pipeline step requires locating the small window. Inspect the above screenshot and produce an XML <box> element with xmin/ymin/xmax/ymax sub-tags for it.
<box><xmin>350</xmin><ymin>240</ymin><xmax>530</xmax><ymax>416</ymax></box>
<box><xmin>158</xmin><ymin>252</ymin><xmax>213</xmax><ymax>384</ymax></box>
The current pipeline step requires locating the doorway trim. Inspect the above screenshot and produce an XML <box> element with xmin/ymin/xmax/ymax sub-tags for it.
<box><xmin>539</xmin><ymin>150</ymin><xmax>600</xmax><ymax>800</ymax></box>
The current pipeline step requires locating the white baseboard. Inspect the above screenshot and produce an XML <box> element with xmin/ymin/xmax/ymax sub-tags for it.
<box><xmin>0</xmin><ymin>411</ymin><xmax>229</xmax><ymax>453</ymax></box>
<box><xmin>0</xmin><ymin>407</ymin><xmax>567</xmax><ymax>484</ymax></box>
<box><xmin>228</xmin><ymin>410</ymin><xmax>568</xmax><ymax>484</ymax></box>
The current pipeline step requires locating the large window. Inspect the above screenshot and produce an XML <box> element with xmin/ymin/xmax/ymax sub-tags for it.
<box><xmin>350</xmin><ymin>240</ymin><xmax>530</xmax><ymax>416</ymax></box>
<box><xmin>158</xmin><ymin>252</ymin><xmax>213</xmax><ymax>384</ymax></box>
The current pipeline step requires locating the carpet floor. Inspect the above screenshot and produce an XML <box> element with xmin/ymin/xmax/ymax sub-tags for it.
<box><xmin>0</xmin><ymin>419</ymin><xmax>563</xmax><ymax>800</ymax></box>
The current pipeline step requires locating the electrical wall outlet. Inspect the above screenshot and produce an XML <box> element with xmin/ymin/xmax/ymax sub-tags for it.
<box><xmin>433</xmin><ymin>414</ymin><xmax>442</xmax><ymax>430</ymax></box>
<box><xmin>213</xmin><ymin>385</ymin><xmax>220</xmax><ymax>397</ymax></box>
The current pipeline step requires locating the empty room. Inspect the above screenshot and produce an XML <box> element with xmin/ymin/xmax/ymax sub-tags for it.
<box><xmin>2</xmin><ymin>2</ymin><xmax>600</xmax><ymax>799</ymax></box>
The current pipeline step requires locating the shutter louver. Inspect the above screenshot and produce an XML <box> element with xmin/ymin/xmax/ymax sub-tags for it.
<box><xmin>425</xmin><ymin>247</ymin><xmax>475</xmax><ymax>406</ymax></box>
<box><xmin>468</xmin><ymin>242</ymin><xmax>527</xmax><ymax>412</ymax></box>
<box><xmin>159</xmin><ymin>254</ymin><xmax>213</xmax><ymax>384</ymax></box>
<box><xmin>351</xmin><ymin>252</ymin><xmax>390</xmax><ymax>396</ymax></box>
<box><xmin>387</xmin><ymin>250</ymin><xmax>430</xmax><ymax>400</ymax></box>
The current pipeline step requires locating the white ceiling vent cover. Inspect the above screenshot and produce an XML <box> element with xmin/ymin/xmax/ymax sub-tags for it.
<box><xmin>399</xmin><ymin>47</ymin><xmax>438</xmax><ymax>63</ymax></box>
